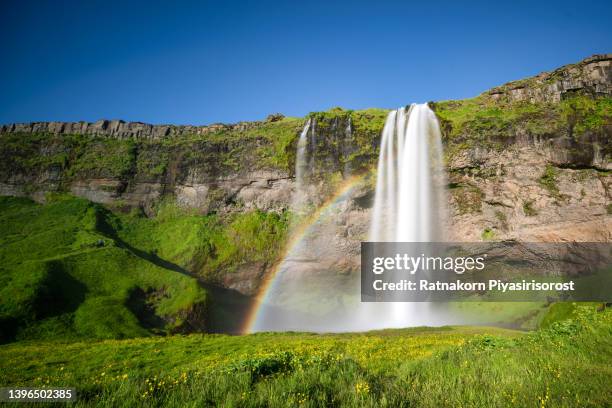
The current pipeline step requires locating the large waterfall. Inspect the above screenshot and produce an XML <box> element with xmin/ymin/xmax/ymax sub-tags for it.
<box><xmin>250</xmin><ymin>104</ymin><xmax>451</xmax><ymax>332</ymax></box>
<box><xmin>364</xmin><ymin>103</ymin><xmax>449</xmax><ymax>327</ymax></box>
<box><xmin>370</xmin><ymin>104</ymin><xmax>447</xmax><ymax>242</ymax></box>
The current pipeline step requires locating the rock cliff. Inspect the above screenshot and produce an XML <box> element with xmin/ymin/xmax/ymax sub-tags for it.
<box><xmin>487</xmin><ymin>54</ymin><xmax>611</xmax><ymax>103</ymax></box>
<box><xmin>0</xmin><ymin>115</ymin><xmax>285</xmax><ymax>141</ymax></box>
<box><xmin>1</xmin><ymin>55</ymin><xmax>610</xmax><ymax>295</ymax></box>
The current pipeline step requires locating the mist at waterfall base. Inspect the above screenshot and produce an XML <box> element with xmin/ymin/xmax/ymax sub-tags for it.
<box><xmin>251</xmin><ymin>104</ymin><xmax>458</xmax><ymax>332</ymax></box>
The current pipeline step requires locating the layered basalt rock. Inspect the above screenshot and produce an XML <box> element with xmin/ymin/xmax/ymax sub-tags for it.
<box><xmin>0</xmin><ymin>118</ymin><xmax>269</xmax><ymax>141</ymax></box>
<box><xmin>487</xmin><ymin>54</ymin><xmax>611</xmax><ymax>103</ymax></box>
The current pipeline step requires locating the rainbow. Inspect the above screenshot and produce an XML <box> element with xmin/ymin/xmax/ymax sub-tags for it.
<box><xmin>241</xmin><ymin>172</ymin><xmax>371</xmax><ymax>333</ymax></box>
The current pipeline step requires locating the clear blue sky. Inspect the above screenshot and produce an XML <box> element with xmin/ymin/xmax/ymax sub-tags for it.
<box><xmin>1</xmin><ymin>0</ymin><xmax>610</xmax><ymax>125</ymax></box>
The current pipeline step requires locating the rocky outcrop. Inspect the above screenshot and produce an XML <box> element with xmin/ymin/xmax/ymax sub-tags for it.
<box><xmin>0</xmin><ymin>170</ymin><xmax>295</xmax><ymax>216</ymax></box>
<box><xmin>487</xmin><ymin>54</ymin><xmax>611</xmax><ymax>103</ymax></box>
<box><xmin>446</xmin><ymin>143</ymin><xmax>611</xmax><ymax>242</ymax></box>
<box><xmin>0</xmin><ymin>115</ymin><xmax>284</xmax><ymax>141</ymax></box>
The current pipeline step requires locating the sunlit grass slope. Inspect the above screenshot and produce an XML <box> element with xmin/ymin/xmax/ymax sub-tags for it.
<box><xmin>112</xmin><ymin>198</ymin><xmax>289</xmax><ymax>281</ymax></box>
<box><xmin>0</xmin><ymin>305</ymin><xmax>609</xmax><ymax>407</ymax></box>
<box><xmin>0</xmin><ymin>196</ymin><xmax>207</xmax><ymax>342</ymax></box>
<box><xmin>0</xmin><ymin>194</ymin><xmax>291</xmax><ymax>341</ymax></box>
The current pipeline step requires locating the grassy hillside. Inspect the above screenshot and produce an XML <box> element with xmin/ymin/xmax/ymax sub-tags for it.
<box><xmin>112</xmin><ymin>199</ymin><xmax>289</xmax><ymax>281</ymax></box>
<box><xmin>0</xmin><ymin>196</ymin><xmax>208</xmax><ymax>342</ymax></box>
<box><xmin>0</xmin><ymin>194</ymin><xmax>292</xmax><ymax>341</ymax></box>
<box><xmin>0</xmin><ymin>305</ymin><xmax>609</xmax><ymax>407</ymax></box>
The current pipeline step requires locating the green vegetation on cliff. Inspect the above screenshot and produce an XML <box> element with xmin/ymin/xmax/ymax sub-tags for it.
<box><xmin>307</xmin><ymin>107</ymin><xmax>388</xmax><ymax>173</ymax></box>
<box><xmin>433</xmin><ymin>93</ymin><xmax>611</xmax><ymax>161</ymax></box>
<box><xmin>0</xmin><ymin>117</ymin><xmax>306</xmax><ymax>189</ymax></box>
<box><xmin>0</xmin><ymin>133</ymin><xmax>138</xmax><ymax>180</ymax></box>
<box><xmin>165</xmin><ymin>116</ymin><xmax>306</xmax><ymax>174</ymax></box>
<box><xmin>560</xmin><ymin>95</ymin><xmax>612</xmax><ymax>136</ymax></box>
<box><xmin>434</xmin><ymin>98</ymin><xmax>551</xmax><ymax>140</ymax></box>
<box><xmin>0</xmin><ymin>107</ymin><xmax>392</xmax><ymax>198</ymax></box>
<box><xmin>539</xmin><ymin>163</ymin><xmax>561</xmax><ymax>197</ymax></box>
<box><xmin>115</xmin><ymin>199</ymin><xmax>289</xmax><ymax>280</ymax></box>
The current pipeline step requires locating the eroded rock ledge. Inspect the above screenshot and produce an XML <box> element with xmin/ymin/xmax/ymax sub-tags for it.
<box><xmin>487</xmin><ymin>54</ymin><xmax>611</xmax><ymax>103</ymax></box>
<box><xmin>0</xmin><ymin>113</ymin><xmax>286</xmax><ymax>141</ymax></box>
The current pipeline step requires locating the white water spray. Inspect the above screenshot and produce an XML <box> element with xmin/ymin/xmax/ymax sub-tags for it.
<box><xmin>370</xmin><ymin>104</ymin><xmax>446</xmax><ymax>242</ymax></box>
<box><xmin>293</xmin><ymin>118</ymin><xmax>312</xmax><ymax>212</ymax></box>
<box><xmin>366</xmin><ymin>103</ymin><xmax>448</xmax><ymax>327</ymax></box>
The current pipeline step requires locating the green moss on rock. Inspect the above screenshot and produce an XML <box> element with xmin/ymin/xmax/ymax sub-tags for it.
<box><xmin>432</xmin><ymin>93</ymin><xmax>611</xmax><ymax>162</ymax></box>
<box><xmin>481</xmin><ymin>228</ymin><xmax>496</xmax><ymax>241</ymax></box>
<box><xmin>522</xmin><ymin>200</ymin><xmax>538</xmax><ymax>216</ymax></box>
<box><xmin>539</xmin><ymin>164</ymin><xmax>560</xmax><ymax>197</ymax></box>
<box><xmin>560</xmin><ymin>95</ymin><xmax>612</xmax><ymax>137</ymax></box>
<box><xmin>450</xmin><ymin>183</ymin><xmax>484</xmax><ymax>215</ymax></box>
<box><xmin>113</xmin><ymin>199</ymin><xmax>290</xmax><ymax>281</ymax></box>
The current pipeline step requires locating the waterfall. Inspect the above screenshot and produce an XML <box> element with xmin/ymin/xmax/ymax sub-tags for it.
<box><xmin>293</xmin><ymin>118</ymin><xmax>312</xmax><ymax>212</ymax></box>
<box><xmin>343</xmin><ymin>117</ymin><xmax>354</xmax><ymax>176</ymax></box>
<box><xmin>366</xmin><ymin>103</ymin><xmax>448</xmax><ymax>327</ymax></box>
<box><xmin>370</xmin><ymin>104</ymin><xmax>446</xmax><ymax>243</ymax></box>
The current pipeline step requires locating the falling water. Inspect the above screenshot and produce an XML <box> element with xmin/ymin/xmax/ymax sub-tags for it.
<box><xmin>366</xmin><ymin>103</ymin><xmax>448</xmax><ymax>327</ymax></box>
<box><xmin>370</xmin><ymin>104</ymin><xmax>446</xmax><ymax>242</ymax></box>
<box><xmin>293</xmin><ymin>118</ymin><xmax>312</xmax><ymax>212</ymax></box>
<box><xmin>343</xmin><ymin>117</ymin><xmax>354</xmax><ymax>175</ymax></box>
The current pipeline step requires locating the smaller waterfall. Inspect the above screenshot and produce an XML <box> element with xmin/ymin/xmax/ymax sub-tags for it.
<box><xmin>343</xmin><ymin>117</ymin><xmax>354</xmax><ymax>176</ymax></box>
<box><xmin>293</xmin><ymin>118</ymin><xmax>312</xmax><ymax>212</ymax></box>
<box><xmin>308</xmin><ymin>120</ymin><xmax>317</xmax><ymax>180</ymax></box>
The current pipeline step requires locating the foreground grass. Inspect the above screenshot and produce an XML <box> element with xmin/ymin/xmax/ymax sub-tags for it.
<box><xmin>1</xmin><ymin>305</ymin><xmax>610</xmax><ymax>407</ymax></box>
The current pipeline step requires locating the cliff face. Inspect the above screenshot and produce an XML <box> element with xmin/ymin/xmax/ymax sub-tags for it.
<box><xmin>0</xmin><ymin>116</ymin><xmax>302</xmax><ymax>215</ymax></box>
<box><xmin>1</xmin><ymin>55</ymin><xmax>610</xmax><ymax>295</ymax></box>
<box><xmin>0</xmin><ymin>116</ymin><xmax>275</xmax><ymax>141</ymax></box>
<box><xmin>437</xmin><ymin>54</ymin><xmax>611</xmax><ymax>242</ymax></box>
<box><xmin>0</xmin><ymin>107</ymin><xmax>387</xmax><ymax>217</ymax></box>
<box><xmin>488</xmin><ymin>54</ymin><xmax>611</xmax><ymax>103</ymax></box>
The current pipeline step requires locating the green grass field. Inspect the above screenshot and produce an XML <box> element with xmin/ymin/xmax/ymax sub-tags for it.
<box><xmin>0</xmin><ymin>305</ymin><xmax>610</xmax><ymax>407</ymax></box>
